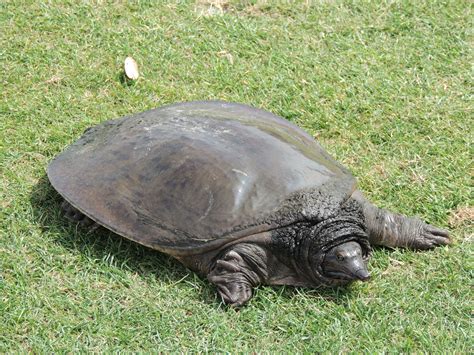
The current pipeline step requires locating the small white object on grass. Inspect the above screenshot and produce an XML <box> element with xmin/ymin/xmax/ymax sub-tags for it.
<box><xmin>124</xmin><ymin>56</ymin><xmax>139</xmax><ymax>80</ymax></box>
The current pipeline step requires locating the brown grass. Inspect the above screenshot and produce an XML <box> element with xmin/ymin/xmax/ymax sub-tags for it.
<box><xmin>448</xmin><ymin>206</ymin><xmax>474</xmax><ymax>228</ymax></box>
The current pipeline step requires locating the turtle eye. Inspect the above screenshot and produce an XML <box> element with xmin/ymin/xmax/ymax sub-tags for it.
<box><xmin>336</xmin><ymin>254</ymin><xmax>344</xmax><ymax>261</ymax></box>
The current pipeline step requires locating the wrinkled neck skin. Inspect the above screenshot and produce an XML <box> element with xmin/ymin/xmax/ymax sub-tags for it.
<box><xmin>270</xmin><ymin>198</ymin><xmax>371</xmax><ymax>287</ymax></box>
<box><xmin>179</xmin><ymin>198</ymin><xmax>370</xmax><ymax>289</ymax></box>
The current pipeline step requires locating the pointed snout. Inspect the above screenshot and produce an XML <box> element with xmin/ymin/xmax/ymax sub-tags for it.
<box><xmin>354</xmin><ymin>268</ymin><xmax>370</xmax><ymax>281</ymax></box>
<box><xmin>348</xmin><ymin>257</ymin><xmax>370</xmax><ymax>282</ymax></box>
<box><xmin>322</xmin><ymin>242</ymin><xmax>371</xmax><ymax>283</ymax></box>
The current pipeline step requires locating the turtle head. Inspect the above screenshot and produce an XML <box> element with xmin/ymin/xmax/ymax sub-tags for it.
<box><xmin>322</xmin><ymin>241</ymin><xmax>370</xmax><ymax>282</ymax></box>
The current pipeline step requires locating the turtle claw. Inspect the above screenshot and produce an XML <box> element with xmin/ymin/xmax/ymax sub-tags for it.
<box><xmin>224</xmin><ymin>250</ymin><xmax>244</xmax><ymax>263</ymax></box>
<box><xmin>61</xmin><ymin>200</ymin><xmax>98</xmax><ymax>230</ymax></box>
<box><xmin>208</xmin><ymin>247</ymin><xmax>259</xmax><ymax>307</ymax></box>
<box><xmin>425</xmin><ymin>224</ymin><xmax>450</xmax><ymax>239</ymax></box>
<box><xmin>215</xmin><ymin>259</ymin><xmax>240</xmax><ymax>273</ymax></box>
<box><xmin>410</xmin><ymin>220</ymin><xmax>451</xmax><ymax>250</ymax></box>
<box><xmin>208</xmin><ymin>271</ymin><xmax>253</xmax><ymax>308</ymax></box>
<box><xmin>215</xmin><ymin>281</ymin><xmax>253</xmax><ymax>308</ymax></box>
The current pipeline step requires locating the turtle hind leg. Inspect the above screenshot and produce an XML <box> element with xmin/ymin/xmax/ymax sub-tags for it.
<box><xmin>207</xmin><ymin>243</ymin><xmax>269</xmax><ymax>307</ymax></box>
<box><xmin>61</xmin><ymin>199</ymin><xmax>98</xmax><ymax>230</ymax></box>
<box><xmin>352</xmin><ymin>191</ymin><xmax>450</xmax><ymax>250</ymax></box>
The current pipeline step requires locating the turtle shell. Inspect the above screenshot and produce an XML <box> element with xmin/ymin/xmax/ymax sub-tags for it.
<box><xmin>48</xmin><ymin>101</ymin><xmax>357</xmax><ymax>256</ymax></box>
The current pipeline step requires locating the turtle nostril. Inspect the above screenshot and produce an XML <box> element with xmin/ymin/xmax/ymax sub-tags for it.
<box><xmin>355</xmin><ymin>269</ymin><xmax>370</xmax><ymax>281</ymax></box>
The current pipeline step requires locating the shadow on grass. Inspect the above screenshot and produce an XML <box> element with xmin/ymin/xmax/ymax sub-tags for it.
<box><xmin>118</xmin><ymin>70</ymin><xmax>137</xmax><ymax>87</ymax></box>
<box><xmin>30</xmin><ymin>174</ymin><xmax>354</xmax><ymax>308</ymax></box>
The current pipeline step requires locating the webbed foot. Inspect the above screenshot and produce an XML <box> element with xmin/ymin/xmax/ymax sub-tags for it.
<box><xmin>208</xmin><ymin>251</ymin><xmax>254</xmax><ymax>307</ymax></box>
<box><xmin>61</xmin><ymin>200</ymin><xmax>98</xmax><ymax>230</ymax></box>
<box><xmin>352</xmin><ymin>191</ymin><xmax>450</xmax><ymax>250</ymax></box>
<box><xmin>207</xmin><ymin>244</ymin><xmax>268</xmax><ymax>307</ymax></box>
<box><xmin>402</xmin><ymin>217</ymin><xmax>450</xmax><ymax>250</ymax></box>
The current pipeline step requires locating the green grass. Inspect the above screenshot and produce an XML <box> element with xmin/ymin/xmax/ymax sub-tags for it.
<box><xmin>1</xmin><ymin>0</ymin><xmax>472</xmax><ymax>352</ymax></box>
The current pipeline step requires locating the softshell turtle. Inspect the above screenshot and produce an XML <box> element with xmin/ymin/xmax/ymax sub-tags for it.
<box><xmin>48</xmin><ymin>101</ymin><xmax>450</xmax><ymax>306</ymax></box>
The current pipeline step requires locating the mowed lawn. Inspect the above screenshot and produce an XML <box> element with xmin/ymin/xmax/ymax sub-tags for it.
<box><xmin>1</xmin><ymin>1</ymin><xmax>472</xmax><ymax>352</ymax></box>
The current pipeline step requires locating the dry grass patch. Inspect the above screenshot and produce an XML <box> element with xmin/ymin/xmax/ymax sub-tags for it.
<box><xmin>449</xmin><ymin>206</ymin><xmax>474</xmax><ymax>228</ymax></box>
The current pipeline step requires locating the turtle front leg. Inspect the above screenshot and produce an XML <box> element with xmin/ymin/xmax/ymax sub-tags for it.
<box><xmin>207</xmin><ymin>243</ymin><xmax>268</xmax><ymax>307</ymax></box>
<box><xmin>352</xmin><ymin>191</ymin><xmax>450</xmax><ymax>250</ymax></box>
